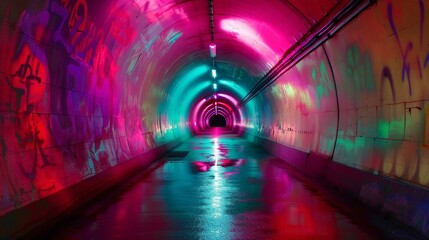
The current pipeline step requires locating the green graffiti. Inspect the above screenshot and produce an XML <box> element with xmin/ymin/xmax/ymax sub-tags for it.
<box><xmin>336</xmin><ymin>136</ymin><xmax>365</xmax><ymax>156</ymax></box>
<box><xmin>346</xmin><ymin>45</ymin><xmax>375</xmax><ymax>92</ymax></box>
<box><xmin>271</xmin><ymin>85</ymin><xmax>281</xmax><ymax>99</ymax></box>
<box><xmin>376</xmin><ymin>118</ymin><xmax>404</xmax><ymax>139</ymax></box>
<box><xmin>312</xmin><ymin>60</ymin><xmax>334</xmax><ymax>109</ymax></box>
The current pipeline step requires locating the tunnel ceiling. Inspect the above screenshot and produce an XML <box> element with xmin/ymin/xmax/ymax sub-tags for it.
<box><xmin>126</xmin><ymin>0</ymin><xmax>354</xmax><ymax>130</ymax></box>
<box><xmin>125</xmin><ymin>0</ymin><xmax>352</xmax><ymax>93</ymax></box>
<box><xmin>4</xmin><ymin>1</ymin><xmax>429</xmax><ymax>236</ymax></box>
<box><xmin>151</xmin><ymin>0</ymin><xmax>350</xmax><ymax>82</ymax></box>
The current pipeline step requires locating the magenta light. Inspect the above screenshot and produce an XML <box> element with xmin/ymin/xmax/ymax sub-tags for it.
<box><xmin>209</xmin><ymin>43</ymin><xmax>216</xmax><ymax>58</ymax></box>
<box><xmin>217</xmin><ymin>93</ymin><xmax>238</xmax><ymax>105</ymax></box>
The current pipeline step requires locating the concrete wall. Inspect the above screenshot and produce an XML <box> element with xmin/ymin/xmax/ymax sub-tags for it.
<box><xmin>246</xmin><ymin>0</ymin><xmax>429</xmax><ymax>237</ymax></box>
<box><xmin>0</xmin><ymin>0</ymin><xmax>190</xmax><ymax>220</ymax></box>
<box><xmin>1</xmin><ymin>0</ymin><xmax>429</xmax><ymax>238</ymax></box>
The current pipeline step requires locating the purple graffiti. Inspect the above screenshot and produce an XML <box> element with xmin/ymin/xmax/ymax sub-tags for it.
<box><xmin>387</xmin><ymin>1</ymin><xmax>429</xmax><ymax>96</ymax></box>
<box><xmin>49</xmin><ymin>1</ymin><xmax>73</xmax><ymax>53</ymax></box>
<box><xmin>387</xmin><ymin>3</ymin><xmax>412</xmax><ymax>96</ymax></box>
<box><xmin>381</xmin><ymin>67</ymin><xmax>396</xmax><ymax>103</ymax></box>
<box><xmin>13</xmin><ymin>9</ymin><xmax>49</xmax><ymax>66</ymax></box>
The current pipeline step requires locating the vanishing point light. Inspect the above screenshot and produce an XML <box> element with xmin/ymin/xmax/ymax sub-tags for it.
<box><xmin>213</xmin><ymin>83</ymin><xmax>217</xmax><ymax>90</ymax></box>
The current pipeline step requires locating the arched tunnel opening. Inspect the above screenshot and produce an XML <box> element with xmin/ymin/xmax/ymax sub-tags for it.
<box><xmin>1</xmin><ymin>0</ymin><xmax>429</xmax><ymax>239</ymax></box>
<box><xmin>209</xmin><ymin>114</ymin><xmax>226</xmax><ymax>127</ymax></box>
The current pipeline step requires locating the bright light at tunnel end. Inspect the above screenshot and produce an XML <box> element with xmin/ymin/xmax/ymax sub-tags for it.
<box><xmin>213</xmin><ymin>83</ymin><xmax>217</xmax><ymax>89</ymax></box>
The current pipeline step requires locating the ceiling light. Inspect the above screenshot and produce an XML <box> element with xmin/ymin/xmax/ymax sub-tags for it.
<box><xmin>212</xmin><ymin>69</ymin><xmax>217</xmax><ymax>78</ymax></box>
<box><xmin>209</xmin><ymin>43</ymin><xmax>216</xmax><ymax>58</ymax></box>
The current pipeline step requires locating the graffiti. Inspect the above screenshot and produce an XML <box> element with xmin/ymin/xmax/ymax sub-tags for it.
<box><xmin>50</xmin><ymin>1</ymin><xmax>72</xmax><ymax>52</ymax></box>
<box><xmin>13</xmin><ymin>55</ymin><xmax>42</xmax><ymax>108</ymax></box>
<box><xmin>50</xmin><ymin>0</ymin><xmax>105</xmax><ymax>66</ymax></box>
<box><xmin>312</xmin><ymin>60</ymin><xmax>334</xmax><ymax>109</ymax></box>
<box><xmin>0</xmin><ymin>0</ymin><xmax>185</xmax><ymax>217</ymax></box>
<box><xmin>75</xmin><ymin>23</ymin><xmax>105</xmax><ymax>65</ymax></box>
<box><xmin>345</xmin><ymin>45</ymin><xmax>375</xmax><ymax>92</ymax></box>
<box><xmin>13</xmin><ymin>8</ymin><xmax>49</xmax><ymax>65</ymax></box>
<box><xmin>67</xmin><ymin>0</ymin><xmax>88</xmax><ymax>34</ymax></box>
<box><xmin>17</xmin><ymin>116</ymin><xmax>55</xmax><ymax>180</ymax></box>
<box><xmin>386</xmin><ymin>0</ymin><xmax>429</xmax><ymax>96</ymax></box>
<box><xmin>3</xmin><ymin>49</ymin><xmax>46</xmax><ymax>113</ymax></box>
<box><xmin>380</xmin><ymin>67</ymin><xmax>396</xmax><ymax>103</ymax></box>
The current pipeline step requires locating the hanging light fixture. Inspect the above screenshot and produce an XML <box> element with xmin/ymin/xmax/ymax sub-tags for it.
<box><xmin>209</xmin><ymin>43</ymin><xmax>216</xmax><ymax>58</ymax></box>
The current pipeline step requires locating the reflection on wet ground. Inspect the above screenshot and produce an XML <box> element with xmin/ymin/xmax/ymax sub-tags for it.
<box><xmin>41</xmin><ymin>128</ymin><xmax>415</xmax><ymax>239</ymax></box>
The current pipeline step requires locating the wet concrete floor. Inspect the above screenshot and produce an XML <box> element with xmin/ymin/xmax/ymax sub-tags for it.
<box><xmin>38</xmin><ymin>128</ymin><xmax>423</xmax><ymax>239</ymax></box>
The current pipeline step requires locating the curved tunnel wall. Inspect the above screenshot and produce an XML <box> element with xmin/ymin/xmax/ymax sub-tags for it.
<box><xmin>0</xmin><ymin>0</ymin><xmax>194</xmax><ymax>216</ymax></box>
<box><xmin>244</xmin><ymin>0</ymin><xmax>429</xmax><ymax>235</ymax></box>
<box><xmin>1</xmin><ymin>0</ymin><xmax>429</xmax><ymax>237</ymax></box>
<box><xmin>248</xmin><ymin>0</ymin><xmax>429</xmax><ymax>188</ymax></box>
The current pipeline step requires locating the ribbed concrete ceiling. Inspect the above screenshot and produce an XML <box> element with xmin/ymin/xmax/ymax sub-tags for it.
<box><xmin>123</xmin><ymin>0</ymin><xmax>353</xmax><ymax>130</ymax></box>
<box><xmin>145</xmin><ymin>0</ymin><xmax>349</xmax><ymax>87</ymax></box>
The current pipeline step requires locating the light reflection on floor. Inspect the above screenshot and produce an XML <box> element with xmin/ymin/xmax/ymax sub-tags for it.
<box><xmin>43</xmin><ymin>128</ymin><xmax>391</xmax><ymax>240</ymax></box>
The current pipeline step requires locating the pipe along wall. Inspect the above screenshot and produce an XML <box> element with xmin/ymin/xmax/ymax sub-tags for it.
<box><xmin>1</xmin><ymin>0</ymin><xmax>429</xmax><ymax>238</ymax></box>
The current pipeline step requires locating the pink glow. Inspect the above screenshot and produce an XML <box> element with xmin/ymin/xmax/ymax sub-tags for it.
<box><xmin>190</xmin><ymin>93</ymin><xmax>242</xmax><ymax>132</ymax></box>
<box><xmin>218</xmin><ymin>93</ymin><xmax>238</xmax><ymax>105</ymax></box>
<box><xmin>220</xmin><ymin>18</ymin><xmax>279</xmax><ymax>63</ymax></box>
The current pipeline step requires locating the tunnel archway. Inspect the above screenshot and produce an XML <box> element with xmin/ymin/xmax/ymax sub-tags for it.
<box><xmin>209</xmin><ymin>114</ymin><xmax>226</xmax><ymax>127</ymax></box>
<box><xmin>2</xmin><ymin>1</ymin><xmax>429</xmax><ymax>238</ymax></box>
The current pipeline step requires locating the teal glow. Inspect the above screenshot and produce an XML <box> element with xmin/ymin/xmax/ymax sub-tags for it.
<box><xmin>166</xmin><ymin>30</ymin><xmax>183</xmax><ymax>44</ymax></box>
<box><xmin>167</xmin><ymin>65</ymin><xmax>210</xmax><ymax>106</ymax></box>
<box><xmin>218</xmin><ymin>79</ymin><xmax>257</xmax><ymax>129</ymax></box>
<box><xmin>213</xmin><ymin>83</ymin><xmax>217</xmax><ymax>89</ymax></box>
<box><xmin>175</xmin><ymin>81</ymin><xmax>212</xmax><ymax>124</ymax></box>
<box><xmin>218</xmin><ymin>79</ymin><xmax>248</xmax><ymax>98</ymax></box>
<box><xmin>159</xmin><ymin>65</ymin><xmax>210</xmax><ymax>138</ymax></box>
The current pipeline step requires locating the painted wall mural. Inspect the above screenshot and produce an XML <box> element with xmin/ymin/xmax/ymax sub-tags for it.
<box><xmin>326</xmin><ymin>0</ymin><xmax>429</xmax><ymax>186</ymax></box>
<box><xmin>0</xmin><ymin>0</ymin><xmax>189</xmax><ymax>216</ymax></box>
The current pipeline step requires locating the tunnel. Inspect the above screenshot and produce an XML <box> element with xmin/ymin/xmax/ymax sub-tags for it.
<box><xmin>1</xmin><ymin>0</ymin><xmax>429</xmax><ymax>239</ymax></box>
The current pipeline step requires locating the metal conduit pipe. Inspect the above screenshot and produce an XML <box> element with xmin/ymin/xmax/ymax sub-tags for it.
<box><xmin>234</xmin><ymin>0</ymin><xmax>376</xmax><ymax>111</ymax></box>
